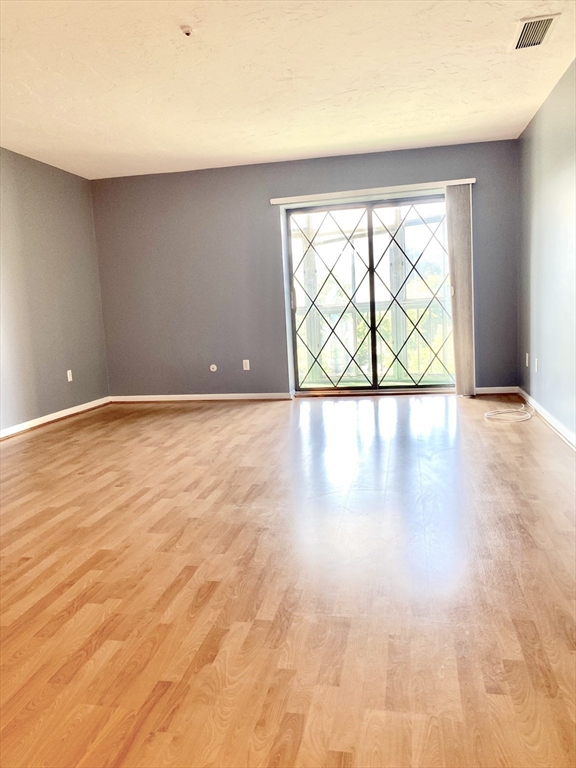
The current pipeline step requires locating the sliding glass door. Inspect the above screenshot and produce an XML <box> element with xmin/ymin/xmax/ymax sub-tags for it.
<box><xmin>288</xmin><ymin>196</ymin><xmax>455</xmax><ymax>391</ymax></box>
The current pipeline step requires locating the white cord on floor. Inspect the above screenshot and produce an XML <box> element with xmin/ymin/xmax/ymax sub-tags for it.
<box><xmin>484</xmin><ymin>403</ymin><xmax>535</xmax><ymax>422</ymax></box>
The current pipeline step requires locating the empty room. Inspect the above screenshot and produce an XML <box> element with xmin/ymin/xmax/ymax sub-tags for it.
<box><xmin>0</xmin><ymin>1</ymin><xmax>575</xmax><ymax>767</ymax></box>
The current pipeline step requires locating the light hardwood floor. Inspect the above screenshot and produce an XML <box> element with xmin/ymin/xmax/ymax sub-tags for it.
<box><xmin>0</xmin><ymin>395</ymin><xmax>574</xmax><ymax>768</ymax></box>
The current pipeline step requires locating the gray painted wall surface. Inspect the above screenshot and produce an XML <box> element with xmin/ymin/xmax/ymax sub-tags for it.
<box><xmin>91</xmin><ymin>140</ymin><xmax>520</xmax><ymax>395</ymax></box>
<box><xmin>0</xmin><ymin>148</ymin><xmax>108</xmax><ymax>430</ymax></box>
<box><xmin>518</xmin><ymin>61</ymin><xmax>576</xmax><ymax>436</ymax></box>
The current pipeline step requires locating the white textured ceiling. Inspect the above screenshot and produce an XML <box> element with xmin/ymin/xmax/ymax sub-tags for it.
<box><xmin>1</xmin><ymin>0</ymin><xmax>574</xmax><ymax>179</ymax></box>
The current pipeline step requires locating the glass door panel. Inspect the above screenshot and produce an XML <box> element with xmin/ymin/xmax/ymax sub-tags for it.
<box><xmin>372</xmin><ymin>200</ymin><xmax>454</xmax><ymax>387</ymax></box>
<box><xmin>291</xmin><ymin>207</ymin><xmax>372</xmax><ymax>389</ymax></box>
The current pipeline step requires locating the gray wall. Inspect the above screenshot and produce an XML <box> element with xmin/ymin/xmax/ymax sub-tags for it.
<box><xmin>518</xmin><ymin>61</ymin><xmax>575</xmax><ymax>436</ymax></box>
<box><xmin>91</xmin><ymin>140</ymin><xmax>520</xmax><ymax>395</ymax></box>
<box><xmin>0</xmin><ymin>148</ymin><xmax>108</xmax><ymax>430</ymax></box>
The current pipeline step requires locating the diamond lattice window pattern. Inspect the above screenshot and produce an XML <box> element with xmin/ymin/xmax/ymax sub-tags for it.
<box><xmin>290</xmin><ymin>200</ymin><xmax>455</xmax><ymax>390</ymax></box>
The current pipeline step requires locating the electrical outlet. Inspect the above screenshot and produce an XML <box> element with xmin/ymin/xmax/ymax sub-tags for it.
<box><xmin>243</xmin><ymin>359</ymin><xmax>250</xmax><ymax>371</ymax></box>
<box><xmin>525</xmin><ymin>353</ymin><xmax>529</xmax><ymax>368</ymax></box>
<box><xmin>535</xmin><ymin>358</ymin><xmax>538</xmax><ymax>373</ymax></box>
<box><xmin>67</xmin><ymin>369</ymin><xmax>73</xmax><ymax>382</ymax></box>
<box><xmin>209</xmin><ymin>364</ymin><xmax>217</xmax><ymax>372</ymax></box>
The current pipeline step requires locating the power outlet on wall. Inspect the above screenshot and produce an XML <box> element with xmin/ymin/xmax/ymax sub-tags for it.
<box><xmin>535</xmin><ymin>358</ymin><xmax>538</xmax><ymax>373</ymax></box>
<box><xmin>243</xmin><ymin>360</ymin><xmax>250</xmax><ymax>371</ymax></box>
<box><xmin>67</xmin><ymin>369</ymin><xmax>73</xmax><ymax>382</ymax></box>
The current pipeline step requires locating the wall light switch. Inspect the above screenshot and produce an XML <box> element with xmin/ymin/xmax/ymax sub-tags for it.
<box><xmin>535</xmin><ymin>358</ymin><xmax>538</xmax><ymax>373</ymax></box>
<box><xmin>525</xmin><ymin>353</ymin><xmax>529</xmax><ymax>368</ymax></box>
<box><xmin>67</xmin><ymin>369</ymin><xmax>73</xmax><ymax>382</ymax></box>
<box><xmin>243</xmin><ymin>359</ymin><xmax>250</xmax><ymax>371</ymax></box>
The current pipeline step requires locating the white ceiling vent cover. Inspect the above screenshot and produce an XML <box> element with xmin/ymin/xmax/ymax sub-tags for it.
<box><xmin>514</xmin><ymin>15</ymin><xmax>559</xmax><ymax>49</ymax></box>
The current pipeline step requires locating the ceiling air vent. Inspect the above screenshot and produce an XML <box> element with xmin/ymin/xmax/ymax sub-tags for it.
<box><xmin>514</xmin><ymin>15</ymin><xmax>558</xmax><ymax>49</ymax></box>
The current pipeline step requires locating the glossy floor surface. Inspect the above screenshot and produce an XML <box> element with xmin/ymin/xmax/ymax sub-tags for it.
<box><xmin>0</xmin><ymin>395</ymin><xmax>574</xmax><ymax>768</ymax></box>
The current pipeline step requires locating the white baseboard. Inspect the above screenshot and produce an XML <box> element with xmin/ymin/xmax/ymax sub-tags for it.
<box><xmin>474</xmin><ymin>386</ymin><xmax>519</xmax><ymax>394</ymax></box>
<box><xmin>518</xmin><ymin>388</ymin><xmax>575</xmax><ymax>450</ymax></box>
<box><xmin>109</xmin><ymin>393</ymin><xmax>293</xmax><ymax>402</ymax></box>
<box><xmin>0</xmin><ymin>397</ymin><xmax>111</xmax><ymax>439</ymax></box>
